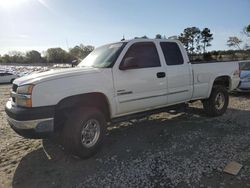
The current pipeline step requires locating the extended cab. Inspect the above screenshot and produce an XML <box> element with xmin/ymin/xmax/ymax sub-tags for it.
<box><xmin>5</xmin><ymin>39</ymin><xmax>240</xmax><ymax>158</ymax></box>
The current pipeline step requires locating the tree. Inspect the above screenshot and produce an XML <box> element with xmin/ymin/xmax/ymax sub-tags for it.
<box><xmin>189</xmin><ymin>27</ymin><xmax>201</xmax><ymax>54</ymax></box>
<box><xmin>69</xmin><ymin>46</ymin><xmax>84</xmax><ymax>61</ymax></box>
<box><xmin>46</xmin><ymin>48</ymin><xmax>69</xmax><ymax>63</ymax></box>
<box><xmin>247</xmin><ymin>25</ymin><xmax>250</xmax><ymax>32</ymax></box>
<box><xmin>178</xmin><ymin>27</ymin><xmax>201</xmax><ymax>54</ymax></box>
<box><xmin>227</xmin><ymin>36</ymin><xmax>242</xmax><ymax>50</ymax></box>
<box><xmin>243</xmin><ymin>24</ymin><xmax>250</xmax><ymax>37</ymax></box>
<box><xmin>69</xmin><ymin>44</ymin><xmax>94</xmax><ymax>63</ymax></box>
<box><xmin>211</xmin><ymin>50</ymin><xmax>219</xmax><ymax>60</ymax></box>
<box><xmin>201</xmin><ymin>28</ymin><xmax>213</xmax><ymax>53</ymax></box>
<box><xmin>178</xmin><ymin>33</ymin><xmax>189</xmax><ymax>52</ymax></box>
<box><xmin>80</xmin><ymin>45</ymin><xmax>94</xmax><ymax>58</ymax></box>
<box><xmin>26</xmin><ymin>50</ymin><xmax>43</xmax><ymax>63</ymax></box>
<box><xmin>8</xmin><ymin>51</ymin><xmax>26</xmax><ymax>64</ymax></box>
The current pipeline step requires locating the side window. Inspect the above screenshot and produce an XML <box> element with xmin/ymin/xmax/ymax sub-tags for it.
<box><xmin>5</xmin><ymin>73</ymin><xmax>12</xmax><ymax>76</ymax></box>
<box><xmin>160</xmin><ymin>42</ymin><xmax>184</xmax><ymax>65</ymax></box>
<box><xmin>121</xmin><ymin>42</ymin><xmax>161</xmax><ymax>69</ymax></box>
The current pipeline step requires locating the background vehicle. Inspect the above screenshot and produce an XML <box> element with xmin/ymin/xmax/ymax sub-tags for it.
<box><xmin>238</xmin><ymin>61</ymin><xmax>250</xmax><ymax>91</ymax></box>
<box><xmin>0</xmin><ymin>72</ymin><xmax>18</xmax><ymax>84</ymax></box>
<box><xmin>5</xmin><ymin>39</ymin><xmax>240</xmax><ymax>158</ymax></box>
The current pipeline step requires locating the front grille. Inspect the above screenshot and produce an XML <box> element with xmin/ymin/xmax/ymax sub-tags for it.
<box><xmin>12</xmin><ymin>84</ymin><xmax>18</xmax><ymax>103</ymax></box>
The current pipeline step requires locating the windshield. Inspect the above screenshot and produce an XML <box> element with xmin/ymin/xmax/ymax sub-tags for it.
<box><xmin>240</xmin><ymin>62</ymin><xmax>250</xmax><ymax>71</ymax></box>
<box><xmin>78</xmin><ymin>42</ymin><xmax>126</xmax><ymax>68</ymax></box>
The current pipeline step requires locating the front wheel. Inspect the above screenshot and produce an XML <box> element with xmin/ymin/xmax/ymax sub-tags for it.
<box><xmin>202</xmin><ymin>86</ymin><xmax>229</xmax><ymax>117</ymax></box>
<box><xmin>61</xmin><ymin>107</ymin><xmax>106</xmax><ymax>158</ymax></box>
<box><xmin>10</xmin><ymin>79</ymin><xmax>15</xmax><ymax>84</ymax></box>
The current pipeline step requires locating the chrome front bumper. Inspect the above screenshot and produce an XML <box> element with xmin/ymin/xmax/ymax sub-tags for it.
<box><xmin>7</xmin><ymin>117</ymin><xmax>54</xmax><ymax>133</ymax></box>
<box><xmin>5</xmin><ymin>99</ymin><xmax>55</xmax><ymax>138</ymax></box>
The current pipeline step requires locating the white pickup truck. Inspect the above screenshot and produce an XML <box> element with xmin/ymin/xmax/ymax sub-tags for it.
<box><xmin>5</xmin><ymin>39</ymin><xmax>240</xmax><ymax>158</ymax></box>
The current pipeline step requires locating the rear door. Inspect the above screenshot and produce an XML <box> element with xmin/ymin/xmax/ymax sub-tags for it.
<box><xmin>159</xmin><ymin>42</ymin><xmax>193</xmax><ymax>104</ymax></box>
<box><xmin>113</xmin><ymin>41</ymin><xmax>168</xmax><ymax>115</ymax></box>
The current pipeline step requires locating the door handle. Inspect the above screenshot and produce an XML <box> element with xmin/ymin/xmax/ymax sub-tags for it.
<box><xmin>157</xmin><ymin>72</ymin><xmax>166</xmax><ymax>78</ymax></box>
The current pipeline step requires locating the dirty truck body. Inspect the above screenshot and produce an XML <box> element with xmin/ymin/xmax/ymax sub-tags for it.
<box><xmin>5</xmin><ymin>39</ymin><xmax>240</xmax><ymax>158</ymax></box>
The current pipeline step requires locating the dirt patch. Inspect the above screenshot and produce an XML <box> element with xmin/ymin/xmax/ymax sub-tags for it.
<box><xmin>0</xmin><ymin>84</ymin><xmax>250</xmax><ymax>187</ymax></box>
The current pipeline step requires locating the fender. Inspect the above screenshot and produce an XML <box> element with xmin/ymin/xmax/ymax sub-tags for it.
<box><xmin>207</xmin><ymin>74</ymin><xmax>231</xmax><ymax>98</ymax></box>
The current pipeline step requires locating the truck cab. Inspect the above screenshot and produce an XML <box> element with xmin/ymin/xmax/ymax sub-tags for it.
<box><xmin>5</xmin><ymin>39</ymin><xmax>240</xmax><ymax>158</ymax></box>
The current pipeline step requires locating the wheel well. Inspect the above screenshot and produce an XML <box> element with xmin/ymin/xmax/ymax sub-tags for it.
<box><xmin>213</xmin><ymin>76</ymin><xmax>230</xmax><ymax>89</ymax></box>
<box><xmin>54</xmin><ymin>93</ymin><xmax>111</xmax><ymax>130</ymax></box>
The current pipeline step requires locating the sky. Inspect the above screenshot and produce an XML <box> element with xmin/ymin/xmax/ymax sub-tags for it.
<box><xmin>0</xmin><ymin>0</ymin><xmax>249</xmax><ymax>55</ymax></box>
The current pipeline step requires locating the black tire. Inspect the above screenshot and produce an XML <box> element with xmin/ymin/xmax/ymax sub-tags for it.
<box><xmin>10</xmin><ymin>79</ymin><xmax>15</xmax><ymax>84</ymax></box>
<box><xmin>202</xmin><ymin>86</ymin><xmax>229</xmax><ymax>117</ymax></box>
<box><xmin>61</xmin><ymin>107</ymin><xmax>106</xmax><ymax>158</ymax></box>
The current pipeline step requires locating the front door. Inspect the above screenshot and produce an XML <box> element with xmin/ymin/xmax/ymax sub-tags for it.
<box><xmin>113</xmin><ymin>42</ymin><xmax>168</xmax><ymax>116</ymax></box>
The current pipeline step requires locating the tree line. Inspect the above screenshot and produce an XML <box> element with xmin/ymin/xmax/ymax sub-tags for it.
<box><xmin>152</xmin><ymin>24</ymin><xmax>250</xmax><ymax>61</ymax></box>
<box><xmin>0</xmin><ymin>24</ymin><xmax>249</xmax><ymax>64</ymax></box>
<box><xmin>0</xmin><ymin>45</ymin><xmax>94</xmax><ymax>64</ymax></box>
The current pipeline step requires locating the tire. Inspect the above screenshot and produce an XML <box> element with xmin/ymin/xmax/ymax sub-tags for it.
<box><xmin>61</xmin><ymin>107</ymin><xmax>106</xmax><ymax>158</ymax></box>
<box><xmin>202</xmin><ymin>86</ymin><xmax>229</xmax><ymax>117</ymax></box>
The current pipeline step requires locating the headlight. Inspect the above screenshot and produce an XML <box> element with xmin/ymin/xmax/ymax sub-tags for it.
<box><xmin>17</xmin><ymin>84</ymin><xmax>34</xmax><ymax>94</ymax></box>
<box><xmin>15</xmin><ymin>85</ymin><xmax>34</xmax><ymax>107</ymax></box>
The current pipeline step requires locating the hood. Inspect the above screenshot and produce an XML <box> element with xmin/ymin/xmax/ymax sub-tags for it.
<box><xmin>14</xmin><ymin>67</ymin><xmax>101</xmax><ymax>86</ymax></box>
<box><xmin>240</xmin><ymin>70</ymin><xmax>250</xmax><ymax>79</ymax></box>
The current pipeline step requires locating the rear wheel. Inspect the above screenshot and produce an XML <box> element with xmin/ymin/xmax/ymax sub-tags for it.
<box><xmin>61</xmin><ymin>107</ymin><xmax>106</xmax><ymax>158</ymax></box>
<box><xmin>202</xmin><ymin>86</ymin><xmax>229</xmax><ymax>117</ymax></box>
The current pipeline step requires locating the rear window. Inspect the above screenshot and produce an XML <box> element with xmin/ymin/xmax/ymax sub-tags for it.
<box><xmin>160</xmin><ymin>42</ymin><xmax>184</xmax><ymax>65</ymax></box>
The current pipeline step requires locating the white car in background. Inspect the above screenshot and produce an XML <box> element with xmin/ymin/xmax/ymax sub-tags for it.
<box><xmin>0</xmin><ymin>72</ymin><xmax>18</xmax><ymax>84</ymax></box>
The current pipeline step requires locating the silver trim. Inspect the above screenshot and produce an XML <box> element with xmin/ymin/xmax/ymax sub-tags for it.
<box><xmin>117</xmin><ymin>91</ymin><xmax>133</xmax><ymax>96</ymax></box>
<box><xmin>119</xmin><ymin>90</ymin><xmax>189</xmax><ymax>103</ymax></box>
<box><xmin>7</xmin><ymin>117</ymin><xmax>54</xmax><ymax>132</ymax></box>
<box><xmin>11</xmin><ymin>91</ymin><xmax>31</xmax><ymax>99</ymax></box>
<box><xmin>168</xmin><ymin>89</ymin><xmax>189</xmax><ymax>95</ymax></box>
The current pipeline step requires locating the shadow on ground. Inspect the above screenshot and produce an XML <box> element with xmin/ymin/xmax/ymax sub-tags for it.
<box><xmin>12</xmin><ymin>106</ymin><xmax>250</xmax><ymax>188</ymax></box>
<box><xmin>230</xmin><ymin>91</ymin><xmax>250</xmax><ymax>99</ymax></box>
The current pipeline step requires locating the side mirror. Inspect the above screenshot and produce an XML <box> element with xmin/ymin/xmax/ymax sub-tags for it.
<box><xmin>120</xmin><ymin>57</ymin><xmax>138</xmax><ymax>70</ymax></box>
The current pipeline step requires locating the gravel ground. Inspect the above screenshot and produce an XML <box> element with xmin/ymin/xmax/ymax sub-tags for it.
<box><xmin>0</xmin><ymin>83</ymin><xmax>250</xmax><ymax>188</ymax></box>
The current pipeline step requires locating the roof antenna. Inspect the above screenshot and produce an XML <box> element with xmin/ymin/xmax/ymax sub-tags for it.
<box><xmin>121</xmin><ymin>34</ymin><xmax>125</xmax><ymax>41</ymax></box>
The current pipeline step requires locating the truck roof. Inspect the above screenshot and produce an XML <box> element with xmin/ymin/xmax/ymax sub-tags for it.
<box><xmin>121</xmin><ymin>38</ymin><xmax>180</xmax><ymax>43</ymax></box>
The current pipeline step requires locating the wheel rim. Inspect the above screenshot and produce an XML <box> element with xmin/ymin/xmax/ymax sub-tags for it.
<box><xmin>81</xmin><ymin>119</ymin><xmax>100</xmax><ymax>148</ymax></box>
<box><xmin>215</xmin><ymin>92</ymin><xmax>225</xmax><ymax>110</ymax></box>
